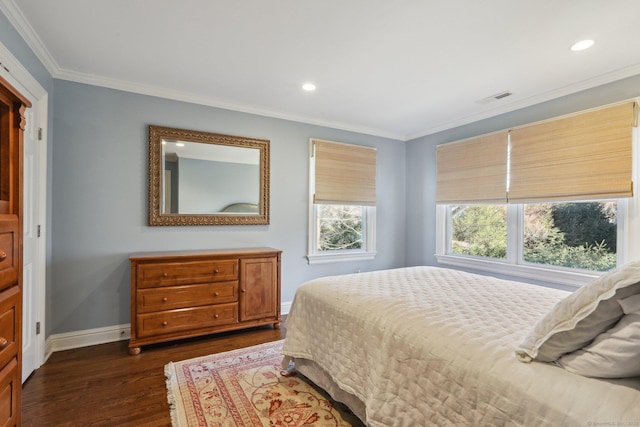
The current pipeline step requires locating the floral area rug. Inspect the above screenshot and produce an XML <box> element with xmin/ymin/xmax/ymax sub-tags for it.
<box><xmin>164</xmin><ymin>339</ymin><xmax>363</xmax><ymax>426</ymax></box>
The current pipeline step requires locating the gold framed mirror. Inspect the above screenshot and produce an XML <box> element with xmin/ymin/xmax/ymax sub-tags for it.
<box><xmin>148</xmin><ymin>125</ymin><xmax>270</xmax><ymax>226</ymax></box>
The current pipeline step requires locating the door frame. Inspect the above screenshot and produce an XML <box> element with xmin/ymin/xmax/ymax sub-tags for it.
<box><xmin>0</xmin><ymin>40</ymin><xmax>48</xmax><ymax>377</ymax></box>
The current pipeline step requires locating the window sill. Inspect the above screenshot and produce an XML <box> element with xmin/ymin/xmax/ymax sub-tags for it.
<box><xmin>435</xmin><ymin>254</ymin><xmax>600</xmax><ymax>288</ymax></box>
<box><xmin>307</xmin><ymin>251</ymin><xmax>377</xmax><ymax>265</ymax></box>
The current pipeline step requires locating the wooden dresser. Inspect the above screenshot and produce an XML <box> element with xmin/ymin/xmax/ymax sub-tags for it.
<box><xmin>129</xmin><ymin>248</ymin><xmax>281</xmax><ymax>354</ymax></box>
<box><xmin>0</xmin><ymin>76</ymin><xmax>29</xmax><ymax>426</ymax></box>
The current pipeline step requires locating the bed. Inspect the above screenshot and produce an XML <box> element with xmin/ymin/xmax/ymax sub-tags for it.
<box><xmin>281</xmin><ymin>265</ymin><xmax>640</xmax><ymax>426</ymax></box>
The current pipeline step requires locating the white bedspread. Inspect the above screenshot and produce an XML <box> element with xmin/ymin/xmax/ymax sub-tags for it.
<box><xmin>282</xmin><ymin>266</ymin><xmax>640</xmax><ymax>426</ymax></box>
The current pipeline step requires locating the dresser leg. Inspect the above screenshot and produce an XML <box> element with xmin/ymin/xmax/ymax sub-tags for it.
<box><xmin>129</xmin><ymin>347</ymin><xmax>141</xmax><ymax>355</ymax></box>
<box><xmin>273</xmin><ymin>322</ymin><xmax>281</xmax><ymax>329</ymax></box>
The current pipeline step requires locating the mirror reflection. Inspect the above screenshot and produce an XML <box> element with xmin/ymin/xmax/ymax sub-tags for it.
<box><xmin>162</xmin><ymin>141</ymin><xmax>260</xmax><ymax>214</ymax></box>
<box><xmin>148</xmin><ymin>125</ymin><xmax>270</xmax><ymax>226</ymax></box>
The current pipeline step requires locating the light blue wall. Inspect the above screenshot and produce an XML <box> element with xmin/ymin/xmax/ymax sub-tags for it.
<box><xmin>178</xmin><ymin>158</ymin><xmax>259</xmax><ymax>213</ymax></box>
<box><xmin>405</xmin><ymin>74</ymin><xmax>640</xmax><ymax>271</ymax></box>
<box><xmin>51</xmin><ymin>80</ymin><xmax>406</xmax><ymax>334</ymax></box>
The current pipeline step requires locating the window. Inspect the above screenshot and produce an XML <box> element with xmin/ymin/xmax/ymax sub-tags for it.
<box><xmin>441</xmin><ymin>201</ymin><xmax>619</xmax><ymax>278</ymax></box>
<box><xmin>309</xmin><ymin>203</ymin><xmax>376</xmax><ymax>264</ymax></box>
<box><xmin>307</xmin><ymin>139</ymin><xmax>376</xmax><ymax>264</ymax></box>
<box><xmin>450</xmin><ymin>205</ymin><xmax>507</xmax><ymax>259</ymax></box>
<box><xmin>435</xmin><ymin>100</ymin><xmax>637</xmax><ymax>284</ymax></box>
<box><xmin>523</xmin><ymin>201</ymin><xmax>617</xmax><ymax>272</ymax></box>
<box><xmin>317</xmin><ymin>205</ymin><xmax>364</xmax><ymax>251</ymax></box>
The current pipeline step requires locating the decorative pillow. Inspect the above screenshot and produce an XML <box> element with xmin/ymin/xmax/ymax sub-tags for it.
<box><xmin>515</xmin><ymin>261</ymin><xmax>640</xmax><ymax>363</ymax></box>
<box><xmin>554</xmin><ymin>312</ymin><xmax>640</xmax><ymax>378</ymax></box>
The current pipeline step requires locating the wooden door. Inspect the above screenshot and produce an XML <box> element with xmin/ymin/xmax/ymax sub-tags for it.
<box><xmin>239</xmin><ymin>257</ymin><xmax>277</xmax><ymax>321</ymax></box>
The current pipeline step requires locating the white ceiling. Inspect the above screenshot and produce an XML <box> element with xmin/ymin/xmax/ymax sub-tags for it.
<box><xmin>3</xmin><ymin>0</ymin><xmax>640</xmax><ymax>140</ymax></box>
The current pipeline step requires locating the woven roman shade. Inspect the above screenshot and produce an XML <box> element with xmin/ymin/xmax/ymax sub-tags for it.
<box><xmin>509</xmin><ymin>101</ymin><xmax>636</xmax><ymax>203</ymax></box>
<box><xmin>436</xmin><ymin>130</ymin><xmax>508</xmax><ymax>204</ymax></box>
<box><xmin>312</xmin><ymin>138</ymin><xmax>377</xmax><ymax>206</ymax></box>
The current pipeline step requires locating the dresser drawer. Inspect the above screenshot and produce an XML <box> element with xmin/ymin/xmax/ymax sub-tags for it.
<box><xmin>0</xmin><ymin>357</ymin><xmax>18</xmax><ymax>427</ymax></box>
<box><xmin>0</xmin><ymin>286</ymin><xmax>19</xmax><ymax>369</ymax></box>
<box><xmin>137</xmin><ymin>259</ymin><xmax>238</xmax><ymax>288</ymax></box>
<box><xmin>137</xmin><ymin>281</ymin><xmax>238</xmax><ymax>313</ymax></box>
<box><xmin>0</xmin><ymin>219</ymin><xmax>18</xmax><ymax>293</ymax></box>
<box><xmin>137</xmin><ymin>303</ymin><xmax>238</xmax><ymax>337</ymax></box>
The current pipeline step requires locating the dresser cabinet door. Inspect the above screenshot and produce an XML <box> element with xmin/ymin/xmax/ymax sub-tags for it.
<box><xmin>0</xmin><ymin>286</ymin><xmax>20</xmax><ymax>426</ymax></box>
<box><xmin>0</xmin><ymin>286</ymin><xmax>19</xmax><ymax>370</ymax></box>
<box><xmin>0</xmin><ymin>356</ymin><xmax>18</xmax><ymax>426</ymax></box>
<box><xmin>0</xmin><ymin>219</ymin><xmax>19</xmax><ymax>294</ymax></box>
<box><xmin>239</xmin><ymin>257</ymin><xmax>278</xmax><ymax>321</ymax></box>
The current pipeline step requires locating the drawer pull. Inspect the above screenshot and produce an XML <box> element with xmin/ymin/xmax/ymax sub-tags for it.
<box><xmin>214</xmin><ymin>314</ymin><xmax>219</xmax><ymax>319</ymax></box>
<box><xmin>0</xmin><ymin>251</ymin><xmax>6</xmax><ymax>261</ymax></box>
<box><xmin>162</xmin><ymin>273</ymin><xmax>168</xmax><ymax>277</ymax></box>
<box><xmin>0</xmin><ymin>337</ymin><xmax>8</xmax><ymax>349</ymax></box>
<box><xmin>162</xmin><ymin>297</ymin><xmax>168</xmax><ymax>302</ymax></box>
<box><xmin>214</xmin><ymin>292</ymin><xmax>219</xmax><ymax>297</ymax></box>
<box><xmin>162</xmin><ymin>321</ymin><xmax>168</xmax><ymax>327</ymax></box>
<box><xmin>214</xmin><ymin>269</ymin><xmax>219</xmax><ymax>274</ymax></box>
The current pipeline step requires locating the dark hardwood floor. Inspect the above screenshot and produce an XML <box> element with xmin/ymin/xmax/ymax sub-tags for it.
<box><xmin>21</xmin><ymin>324</ymin><xmax>286</xmax><ymax>426</ymax></box>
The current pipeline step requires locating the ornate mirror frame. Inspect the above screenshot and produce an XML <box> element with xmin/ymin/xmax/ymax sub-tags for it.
<box><xmin>148</xmin><ymin>125</ymin><xmax>270</xmax><ymax>226</ymax></box>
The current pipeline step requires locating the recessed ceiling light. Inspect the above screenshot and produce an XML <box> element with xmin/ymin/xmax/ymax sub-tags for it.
<box><xmin>570</xmin><ymin>39</ymin><xmax>595</xmax><ymax>52</ymax></box>
<box><xmin>302</xmin><ymin>83</ymin><xmax>316</xmax><ymax>92</ymax></box>
<box><xmin>175</xmin><ymin>142</ymin><xmax>185</xmax><ymax>147</ymax></box>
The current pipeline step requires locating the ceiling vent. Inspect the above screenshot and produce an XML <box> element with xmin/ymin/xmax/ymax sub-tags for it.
<box><xmin>476</xmin><ymin>90</ymin><xmax>513</xmax><ymax>105</ymax></box>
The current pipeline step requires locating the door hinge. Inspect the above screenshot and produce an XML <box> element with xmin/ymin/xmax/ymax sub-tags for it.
<box><xmin>38</xmin><ymin>127</ymin><xmax>43</xmax><ymax>141</ymax></box>
<box><xmin>37</xmin><ymin>224</ymin><xmax>41</xmax><ymax>237</ymax></box>
<box><xmin>36</xmin><ymin>322</ymin><xmax>41</xmax><ymax>335</ymax></box>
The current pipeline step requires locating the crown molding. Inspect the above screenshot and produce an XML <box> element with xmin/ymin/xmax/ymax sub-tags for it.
<box><xmin>54</xmin><ymin>67</ymin><xmax>405</xmax><ymax>141</ymax></box>
<box><xmin>0</xmin><ymin>0</ymin><xmax>60</xmax><ymax>75</ymax></box>
<box><xmin>60</xmin><ymin>62</ymin><xmax>640</xmax><ymax>142</ymax></box>
<box><xmin>405</xmin><ymin>63</ymin><xmax>640</xmax><ymax>141</ymax></box>
<box><xmin>2</xmin><ymin>0</ymin><xmax>639</xmax><ymax>142</ymax></box>
<box><xmin>0</xmin><ymin>0</ymin><xmax>402</xmax><ymax>141</ymax></box>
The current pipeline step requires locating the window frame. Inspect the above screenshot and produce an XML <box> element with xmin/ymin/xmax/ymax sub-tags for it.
<box><xmin>307</xmin><ymin>139</ymin><xmax>377</xmax><ymax>265</ymax></box>
<box><xmin>436</xmin><ymin>199</ymin><xmax>629</xmax><ymax>287</ymax></box>
<box><xmin>307</xmin><ymin>203</ymin><xmax>376</xmax><ymax>265</ymax></box>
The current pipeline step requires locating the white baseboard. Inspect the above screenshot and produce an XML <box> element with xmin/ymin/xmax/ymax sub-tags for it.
<box><xmin>45</xmin><ymin>300</ymin><xmax>293</xmax><ymax>354</ymax></box>
<box><xmin>48</xmin><ymin>323</ymin><xmax>131</xmax><ymax>354</ymax></box>
<box><xmin>281</xmin><ymin>300</ymin><xmax>292</xmax><ymax>315</ymax></box>
<box><xmin>44</xmin><ymin>337</ymin><xmax>53</xmax><ymax>363</ymax></box>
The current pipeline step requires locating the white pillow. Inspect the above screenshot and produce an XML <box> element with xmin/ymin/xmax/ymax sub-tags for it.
<box><xmin>555</xmin><ymin>312</ymin><xmax>640</xmax><ymax>378</ymax></box>
<box><xmin>619</xmin><ymin>293</ymin><xmax>640</xmax><ymax>315</ymax></box>
<box><xmin>516</xmin><ymin>261</ymin><xmax>640</xmax><ymax>363</ymax></box>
